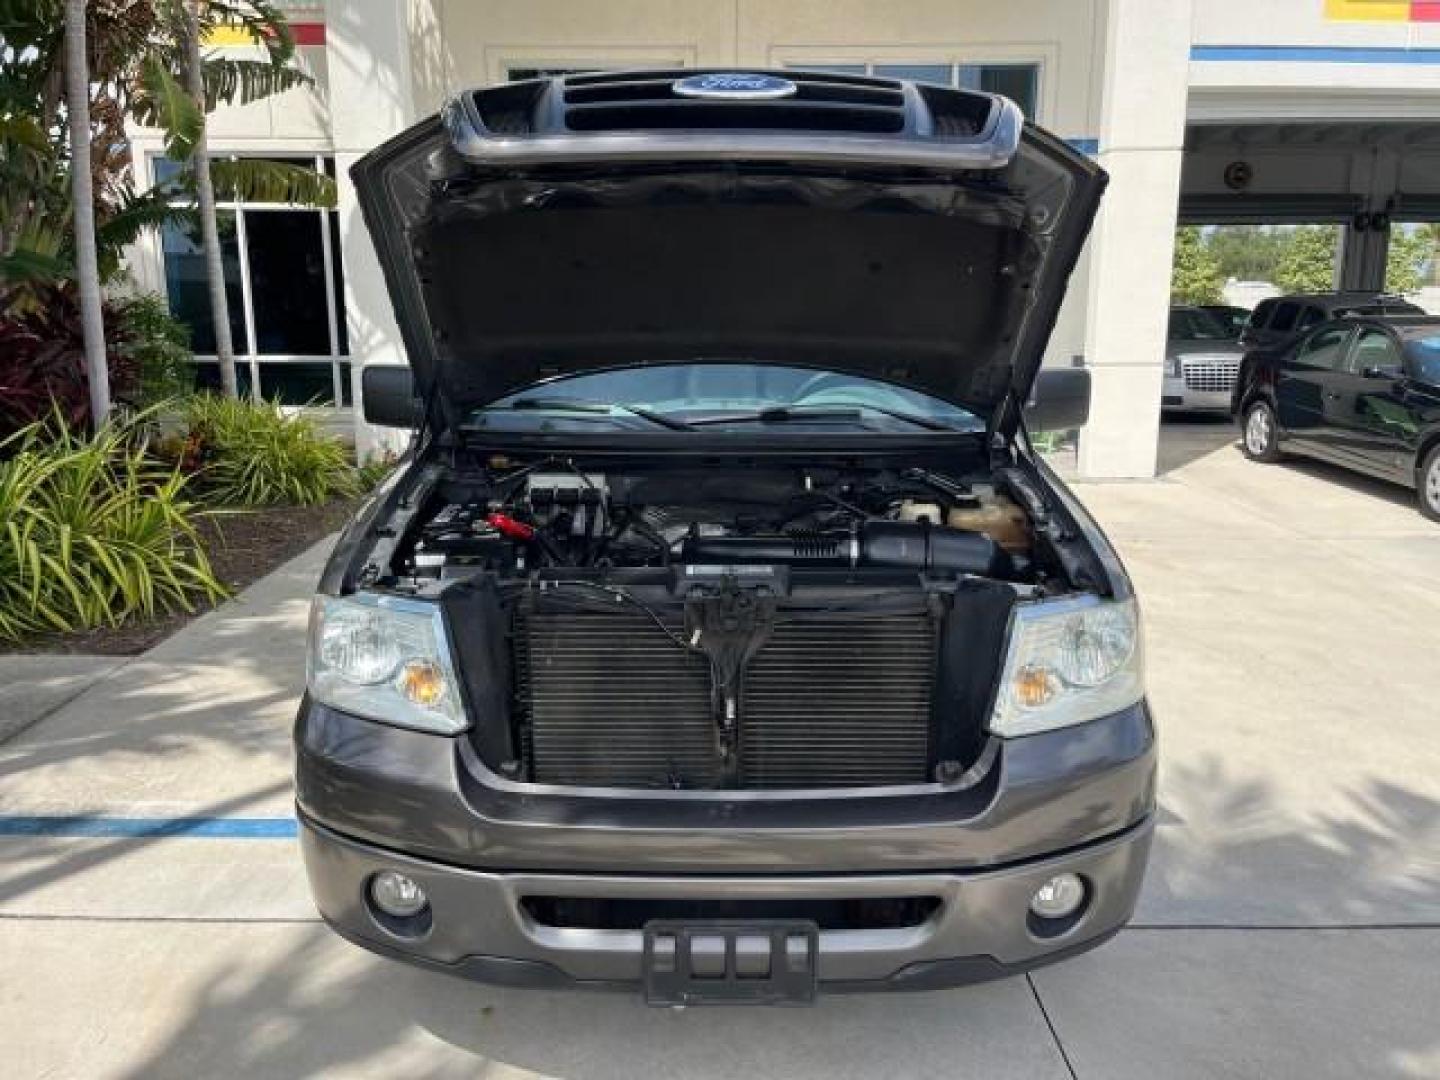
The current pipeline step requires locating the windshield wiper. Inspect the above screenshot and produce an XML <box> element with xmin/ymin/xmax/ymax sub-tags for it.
<box><xmin>688</xmin><ymin>404</ymin><xmax>956</xmax><ymax>432</ymax></box>
<box><xmin>497</xmin><ymin>397</ymin><xmax>695</xmax><ymax>431</ymax></box>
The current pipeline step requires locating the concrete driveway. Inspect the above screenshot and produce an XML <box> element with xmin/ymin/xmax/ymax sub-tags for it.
<box><xmin>3</xmin><ymin>422</ymin><xmax>1438</xmax><ymax>1079</ymax></box>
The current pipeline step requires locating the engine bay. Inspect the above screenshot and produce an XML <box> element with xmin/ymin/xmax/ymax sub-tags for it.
<box><xmin>379</xmin><ymin>456</ymin><xmax>1061</xmax><ymax>592</ymax></box>
<box><xmin>336</xmin><ymin>451</ymin><xmax>1106</xmax><ymax>788</ymax></box>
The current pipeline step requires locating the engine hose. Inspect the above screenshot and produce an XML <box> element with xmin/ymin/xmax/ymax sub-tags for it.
<box><xmin>680</xmin><ymin>520</ymin><xmax>1012</xmax><ymax>578</ymax></box>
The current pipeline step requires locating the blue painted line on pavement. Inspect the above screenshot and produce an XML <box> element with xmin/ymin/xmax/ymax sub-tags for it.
<box><xmin>0</xmin><ymin>816</ymin><xmax>298</xmax><ymax>838</ymax></box>
<box><xmin>1192</xmin><ymin>45</ymin><xmax>1440</xmax><ymax>64</ymax></box>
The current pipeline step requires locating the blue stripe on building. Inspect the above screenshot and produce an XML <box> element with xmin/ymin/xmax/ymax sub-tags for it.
<box><xmin>1192</xmin><ymin>45</ymin><xmax>1440</xmax><ymax>64</ymax></box>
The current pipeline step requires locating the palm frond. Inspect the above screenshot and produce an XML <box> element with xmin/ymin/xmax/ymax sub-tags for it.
<box><xmin>133</xmin><ymin>56</ymin><xmax>203</xmax><ymax>161</ymax></box>
<box><xmin>96</xmin><ymin>187</ymin><xmax>191</xmax><ymax>272</ymax></box>
<box><xmin>0</xmin><ymin>246</ymin><xmax>70</xmax><ymax>286</ymax></box>
<box><xmin>0</xmin><ymin>114</ymin><xmax>52</xmax><ymax>153</ymax></box>
<box><xmin>207</xmin><ymin>157</ymin><xmax>335</xmax><ymax>208</ymax></box>
<box><xmin>202</xmin><ymin>57</ymin><xmax>311</xmax><ymax>110</ymax></box>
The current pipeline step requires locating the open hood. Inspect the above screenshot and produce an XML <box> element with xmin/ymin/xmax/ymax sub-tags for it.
<box><xmin>352</xmin><ymin>70</ymin><xmax>1106</xmax><ymax>435</ymax></box>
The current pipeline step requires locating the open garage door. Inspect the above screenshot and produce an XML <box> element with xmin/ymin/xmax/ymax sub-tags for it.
<box><xmin>1179</xmin><ymin>194</ymin><xmax>1360</xmax><ymax>227</ymax></box>
<box><xmin>1180</xmin><ymin>121</ymin><xmax>1440</xmax><ymax>295</ymax></box>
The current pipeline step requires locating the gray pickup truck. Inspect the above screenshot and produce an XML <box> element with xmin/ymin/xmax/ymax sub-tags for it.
<box><xmin>296</xmin><ymin>69</ymin><xmax>1155</xmax><ymax>1006</ymax></box>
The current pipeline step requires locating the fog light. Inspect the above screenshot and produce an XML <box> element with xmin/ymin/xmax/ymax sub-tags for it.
<box><xmin>370</xmin><ymin>871</ymin><xmax>428</xmax><ymax>917</ymax></box>
<box><xmin>1029</xmin><ymin>873</ymin><xmax>1086</xmax><ymax>920</ymax></box>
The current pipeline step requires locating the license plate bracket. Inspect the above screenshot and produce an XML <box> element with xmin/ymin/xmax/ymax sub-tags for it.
<box><xmin>642</xmin><ymin>920</ymin><xmax>819</xmax><ymax>1006</ymax></box>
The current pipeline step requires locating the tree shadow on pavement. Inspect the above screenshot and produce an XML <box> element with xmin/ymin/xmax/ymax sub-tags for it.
<box><xmin>1143</xmin><ymin>755</ymin><xmax>1440</xmax><ymax>927</ymax></box>
<box><xmin>111</xmin><ymin>926</ymin><xmax>1066</xmax><ymax>1080</ymax></box>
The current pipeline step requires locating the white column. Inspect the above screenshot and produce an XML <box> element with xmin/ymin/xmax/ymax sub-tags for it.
<box><xmin>1077</xmin><ymin>0</ymin><xmax>1194</xmax><ymax>479</ymax></box>
<box><xmin>325</xmin><ymin>0</ymin><xmax>425</xmax><ymax>459</ymax></box>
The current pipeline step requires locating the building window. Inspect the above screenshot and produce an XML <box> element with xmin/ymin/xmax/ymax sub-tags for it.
<box><xmin>791</xmin><ymin>61</ymin><xmax>1041</xmax><ymax>119</ymax></box>
<box><xmin>156</xmin><ymin>153</ymin><xmax>350</xmax><ymax>407</ymax></box>
<box><xmin>507</xmin><ymin>66</ymin><xmax>602</xmax><ymax>81</ymax></box>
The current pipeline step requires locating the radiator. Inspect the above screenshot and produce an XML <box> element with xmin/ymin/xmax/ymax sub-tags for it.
<box><xmin>517</xmin><ymin>608</ymin><xmax>937</xmax><ymax>789</ymax></box>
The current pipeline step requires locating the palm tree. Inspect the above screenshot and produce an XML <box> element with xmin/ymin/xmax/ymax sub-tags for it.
<box><xmin>138</xmin><ymin>0</ymin><xmax>335</xmax><ymax>398</ymax></box>
<box><xmin>3</xmin><ymin>0</ymin><xmax>335</xmax><ymax>397</ymax></box>
<box><xmin>181</xmin><ymin>0</ymin><xmax>237</xmax><ymax>397</ymax></box>
<box><xmin>63</xmin><ymin>0</ymin><xmax>111</xmax><ymax>423</ymax></box>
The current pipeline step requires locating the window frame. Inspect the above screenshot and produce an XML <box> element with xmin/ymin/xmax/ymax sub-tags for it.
<box><xmin>493</xmin><ymin>47</ymin><xmax>693</xmax><ymax>86</ymax></box>
<box><xmin>150</xmin><ymin>150</ymin><xmax>349</xmax><ymax>408</ymax></box>
<box><xmin>1347</xmin><ymin>325</ymin><xmax>1404</xmax><ymax>376</ymax></box>
<box><xmin>1293</xmin><ymin>323</ymin><xmax>1355</xmax><ymax>372</ymax></box>
<box><xmin>1270</xmin><ymin>301</ymin><xmax>1301</xmax><ymax>334</ymax></box>
<box><xmin>773</xmin><ymin>45</ymin><xmax>1053</xmax><ymax>122</ymax></box>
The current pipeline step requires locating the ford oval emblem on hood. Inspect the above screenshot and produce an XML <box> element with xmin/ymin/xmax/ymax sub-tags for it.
<box><xmin>673</xmin><ymin>72</ymin><xmax>798</xmax><ymax>100</ymax></box>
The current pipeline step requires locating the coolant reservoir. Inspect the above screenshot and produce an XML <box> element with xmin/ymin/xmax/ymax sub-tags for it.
<box><xmin>947</xmin><ymin>491</ymin><xmax>1030</xmax><ymax>554</ymax></box>
<box><xmin>896</xmin><ymin>500</ymin><xmax>944</xmax><ymax>524</ymax></box>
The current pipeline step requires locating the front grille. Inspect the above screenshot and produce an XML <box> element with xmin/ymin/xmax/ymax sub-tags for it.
<box><xmin>451</xmin><ymin>69</ymin><xmax>1021</xmax><ymax>170</ymax></box>
<box><xmin>1183</xmin><ymin>360</ymin><xmax>1240</xmax><ymax>393</ymax></box>
<box><xmin>471</xmin><ymin>80</ymin><xmax>544</xmax><ymax>135</ymax></box>
<box><xmin>516</xmin><ymin>608</ymin><xmax>937</xmax><ymax>789</ymax></box>
<box><xmin>559</xmin><ymin>72</ymin><xmax>908</xmax><ymax>135</ymax></box>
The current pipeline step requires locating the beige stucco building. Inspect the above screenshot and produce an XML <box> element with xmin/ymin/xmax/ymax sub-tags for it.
<box><xmin>125</xmin><ymin>0</ymin><xmax>1440</xmax><ymax>475</ymax></box>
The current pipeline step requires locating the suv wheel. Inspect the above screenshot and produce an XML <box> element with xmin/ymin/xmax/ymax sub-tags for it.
<box><xmin>1241</xmin><ymin>401</ymin><xmax>1283</xmax><ymax>463</ymax></box>
<box><xmin>1420</xmin><ymin>446</ymin><xmax>1440</xmax><ymax>522</ymax></box>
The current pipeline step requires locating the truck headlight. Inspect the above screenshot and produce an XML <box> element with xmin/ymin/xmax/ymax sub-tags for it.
<box><xmin>307</xmin><ymin>594</ymin><xmax>467</xmax><ymax>734</ymax></box>
<box><xmin>990</xmin><ymin>596</ymin><xmax>1143</xmax><ymax>737</ymax></box>
<box><xmin>1165</xmin><ymin>355</ymin><xmax>1184</xmax><ymax>378</ymax></box>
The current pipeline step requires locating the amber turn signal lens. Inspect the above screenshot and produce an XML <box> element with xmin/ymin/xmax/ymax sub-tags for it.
<box><xmin>1013</xmin><ymin>664</ymin><xmax>1057</xmax><ymax>708</ymax></box>
<box><xmin>396</xmin><ymin>659</ymin><xmax>449</xmax><ymax>707</ymax></box>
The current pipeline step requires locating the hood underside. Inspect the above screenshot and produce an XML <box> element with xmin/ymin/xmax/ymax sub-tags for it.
<box><xmin>352</xmin><ymin>71</ymin><xmax>1106</xmax><ymax>432</ymax></box>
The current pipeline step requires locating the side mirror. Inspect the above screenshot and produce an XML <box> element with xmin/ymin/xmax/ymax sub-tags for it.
<box><xmin>1025</xmin><ymin>367</ymin><xmax>1091</xmax><ymax>433</ymax></box>
<box><xmin>361</xmin><ymin>365</ymin><xmax>420</xmax><ymax>428</ymax></box>
<box><xmin>1361</xmin><ymin>365</ymin><xmax>1402</xmax><ymax>381</ymax></box>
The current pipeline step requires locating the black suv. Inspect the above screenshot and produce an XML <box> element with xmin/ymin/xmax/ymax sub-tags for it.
<box><xmin>1233</xmin><ymin>313</ymin><xmax>1440</xmax><ymax>519</ymax></box>
<box><xmin>295</xmin><ymin>70</ymin><xmax>1155</xmax><ymax>1004</ymax></box>
<box><xmin>1240</xmin><ymin>292</ymin><xmax>1422</xmax><ymax>350</ymax></box>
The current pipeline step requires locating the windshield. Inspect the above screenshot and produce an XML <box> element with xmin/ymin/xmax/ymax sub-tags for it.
<box><xmin>1202</xmin><ymin>307</ymin><xmax>1248</xmax><ymax>336</ymax></box>
<box><xmin>1169</xmin><ymin>308</ymin><xmax>1234</xmax><ymax>342</ymax></box>
<box><xmin>469</xmin><ymin>363</ymin><xmax>985</xmax><ymax>434</ymax></box>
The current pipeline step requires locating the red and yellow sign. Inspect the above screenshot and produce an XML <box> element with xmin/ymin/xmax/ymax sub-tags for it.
<box><xmin>206</xmin><ymin>21</ymin><xmax>324</xmax><ymax>47</ymax></box>
<box><xmin>1325</xmin><ymin>0</ymin><xmax>1440</xmax><ymax>20</ymax></box>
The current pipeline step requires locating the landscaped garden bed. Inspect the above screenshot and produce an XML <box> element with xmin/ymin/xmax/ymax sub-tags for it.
<box><xmin>2</xmin><ymin>495</ymin><xmax>364</xmax><ymax>657</ymax></box>
<box><xmin>1</xmin><ymin>396</ymin><xmax>391</xmax><ymax>657</ymax></box>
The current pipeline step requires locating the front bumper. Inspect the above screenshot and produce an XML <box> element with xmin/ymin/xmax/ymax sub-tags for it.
<box><xmin>294</xmin><ymin>700</ymin><xmax>1155</xmax><ymax>874</ymax></box>
<box><xmin>295</xmin><ymin>698</ymin><xmax>1156</xmax><ymax>990</ymax></box>
<box><xmin>1163</xmin><ymin>375</ymin><xmax>1234</xmax><ymax>412</ymax></box>
<box><xmin>300</xmin><ymin>811</ymin><xmax>1153</xmax><ymax>991</ymax></box>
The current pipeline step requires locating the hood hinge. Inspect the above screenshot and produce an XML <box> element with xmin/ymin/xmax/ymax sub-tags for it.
<box><xmin>986</xmin><ymin>388</ymin><xmax>1019</xmax><ymax>469</ymax></box>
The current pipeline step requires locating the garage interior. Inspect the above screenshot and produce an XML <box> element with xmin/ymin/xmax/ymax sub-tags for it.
<box><xmin>1180</xmin><ymin>118</ymin><xmax>1440</xmax><ymax>290</ymax></box>
<box><xmin>1143</xmin><ymin>114</ymin><xmax>1440</xmax><ymax>477</ymax></box>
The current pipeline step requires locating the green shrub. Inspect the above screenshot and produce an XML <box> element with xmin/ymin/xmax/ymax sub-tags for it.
<box><xmin>356</xmin><ymin>451</ymin><xmax>400</xmax><ymax>491</ymax></box>
<box><xmin>112</xmin><ymin>294</ymin><xmax>194</xmax><ymax>407</ymax></box>
<box><xmin>179</xmin><ymin>394</ymin><xmax>360</xmax><ymax>506</ymax></box>
<box><xmin>1029</xmin><ymin>429</ymin><xmax>1077</xmax><ymax>454</ymax></box>
<box><xmin>0</xmin><ymin>285</ymin><xmax>140</xmax><ymax>438</ymax></box>
<box><xmin>0</xmin><ymin>417</ymin><xmax>226</xmax><ymax>642</ymax></box>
